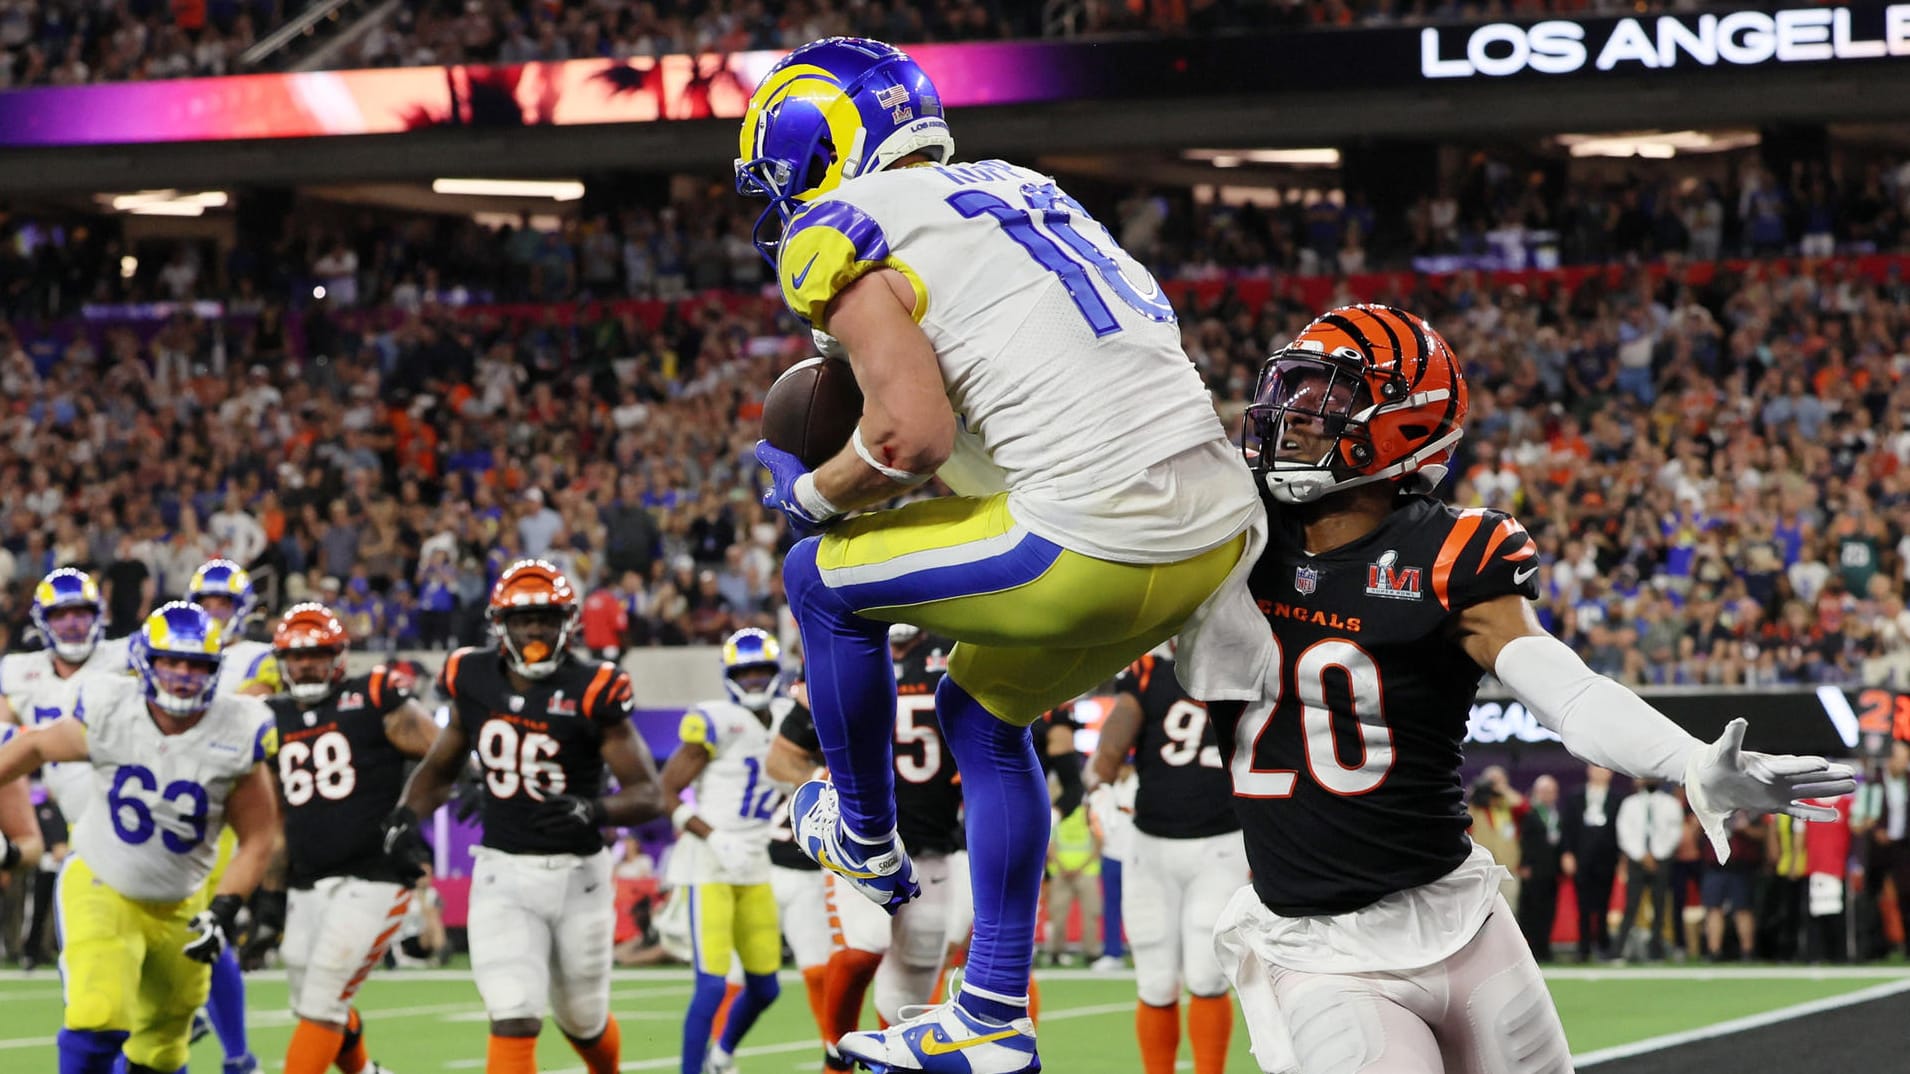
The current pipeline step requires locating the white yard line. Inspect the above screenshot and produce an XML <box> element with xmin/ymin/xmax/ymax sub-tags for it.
<box><xmin>1543</xmin><ymin>965</ymin><xmax>1910</xmax><ymax>981</ymax></box>
<box><xmin>1572</xmin><ymin>976</ymin><xmax>1910</xmax><ymax>1067</ymax></box>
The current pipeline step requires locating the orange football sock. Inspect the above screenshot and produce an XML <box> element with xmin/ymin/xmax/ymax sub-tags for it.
<box><xmin>824</xmin><ymin>948</ymin><xmax>884</xmax><ymax>1043</ymax></box>
<box><xmin>486</xmin><ymin>1034</ymin><xmax>539</xmax><ymax>1074</ymax></box>
<box><xmin>337</xmin><ymin>1007</ymin><xmax>369</xmax><ymax>1073</ymax></box>
<box><xmin>282</xmin><ymin>1018</ymin><xmax>344</xmax><ymax>1074</ymax></box>
<box><xmin>802</xmin><ymin>965</ymin><xmax>831</xmax><ymax>1037</ymax></box>
<box><xmin>1027</xmin><ymin>978</ymin><xmax>1041</xmax><ymax>1025</ymax></box>
<box><xmin>567</xmin><ymin>1015</ymin><xmax>621</xmax><ymax>1074</ymax></box>
<box><xmin>1187</xmin><ymin>994</ymin><xmax>1234</xmax><ymax>1074</ymax></box>
<box><xmin>710</xmin><ymin>981</ymin><xmax>743</xmax><ymax>1039</ymax></box>
<box><xmin>1135</xmin><ymin>1001</ymin><xmax>1181</xmax><ymax>1074</ymax></box>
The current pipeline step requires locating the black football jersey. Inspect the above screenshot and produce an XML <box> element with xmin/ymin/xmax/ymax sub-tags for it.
<box><xmin>1114</xmin><ymin>653</ymin><xmax>1238</xmax><ymax>840</ymax></box>
<box><xmin>767</xmin><ymin>696</ymin><xmax>822</xmax><ymax>872</ymax></box>
<box><xmin>269</xmin><ymin>666</ymin><xmax>416</xmax><ymax>887</ymax></box>
<box><xmin>891</xmin><ymin>636</ymin><xmax>963</xmax><ymax>857</ymax></box>
<box><xmin>442</xmin><ymin>647</ymin><xmax>635</xmax><ymax>856</ymax></box>
<box><xmin>1215</xmin><ymin>496</ymin><xmax>1540</xmax><ymax>916</ymax></box>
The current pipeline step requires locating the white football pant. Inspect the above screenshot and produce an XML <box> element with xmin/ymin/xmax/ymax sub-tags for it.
<box><xmin>1125</xmin><ymin>830</ymin><xmax>1247</xmax><ymax>1006</ymax></box>
<box><xmin>468</xmin><ymin>847</ymin><xmax>616</xmax><ymax>1039</ymax></box>
<box><xmin>832</xmin><ymin>850</ymin><xmax>969</xmax><ymax>1023</ymax></box>
<box><xmin>772</xmin><ymin>865</ymin><xmax>835</xmax><ymax>970</ymax></box>
<box><xmin>283</xmin><ymin>877</ymin><xmax>413</xmax><ymax>1024</ymax></box>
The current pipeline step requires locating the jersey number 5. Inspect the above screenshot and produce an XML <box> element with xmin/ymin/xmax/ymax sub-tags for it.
<box><xmin>895</xmin><ymin>694</ymin><xmax>943</xmax><ymax>783</ymax></box>
<box><xmin>1231</xmin><ymin>638</ymin><xmax>1396</xmax><ymax>798</ymax></box>
<box><xmin>478</xmin><ymin>721</ymin><xmax>567</xmax><ymax>801</ymax></box>
<box><xmin>946</xmin><ymin>182</ymin><xmax>1175</xmax><ymax>338</ymax></box>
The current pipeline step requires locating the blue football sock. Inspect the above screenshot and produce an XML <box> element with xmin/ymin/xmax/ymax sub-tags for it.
<box><xmin>680</xmin><ymin>972</ymin><xmax>728</xmax><ymax>1074</ymax></box>
<box><xmin>717</xmin><ymin>972</ymin><xmax>781</xmax><ymax>1053</ymax></box>
<box><xmin>1103</xmin><ymin>856</ymin><xmax>1125</xmax><ymax>959</ymax></box>
<box><xmin>58</xmin><ymin>1028</ymin><xmax>128</xmax><ymax>1074</ymax></box>
<box><xmin>936</xmin><ymin>675</ymin><xmax>1047</xmax><ymax>1023</ymax></box>
<box><xmin>781</xmin><ymin>537</ymin><xmax>899</xmax><ymax>840</ymax></box>
<box><xmin>206</xmin><ymin>947</ymin><xmax>249</xmax><ymax>1061</ymax></box>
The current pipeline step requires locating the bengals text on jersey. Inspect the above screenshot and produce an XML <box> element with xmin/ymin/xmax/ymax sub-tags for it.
<box><xmin>1214</xmin><ymin>496</ymin><xmax>1538</xmax><ymax>915</ymax></box>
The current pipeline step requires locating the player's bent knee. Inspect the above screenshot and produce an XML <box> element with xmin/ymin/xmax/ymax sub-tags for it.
<box><xmin>491</xmin><ymin>1017</ymin><xmax>542</xmax><ymax>1038</ymax></box>
<box><xmin>63</xmin><ymin>988</ymin><xmax>122</xmax><ymax>1032</ymax></box>
<box><xmin>744</xmin><ymin>971</ymin><xmax>781</xmax><ymax>1004</ymax></box>
<box><xmin>1134</xmin><ymin>969</ymin><xmax>1183</xmax><ymax>1009</ymax></box>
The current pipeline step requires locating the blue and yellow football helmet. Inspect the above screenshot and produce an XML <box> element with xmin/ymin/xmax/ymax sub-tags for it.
<box><xmin>31</xmin><ymin>568</ymin><xmax>105</xmax><ymax>664</ymax></box>
<box><xmin>721</xmin><ymin>627</ymin><xmax>786</xmax><ymax>712</ymax></box>
<box><xmin>735</xmin><ymin>36</ymin><xmax>954</xmax><ymax>265</ymax></box>
<box><xmin>187</xmin><ymin>558</ymin><xmax>257</xmax><ymax>643</ymax></box>
<box><xmin>131</xmin><ymin>602</ymin><xmax>225</xmax><ymax>717</ymax></box>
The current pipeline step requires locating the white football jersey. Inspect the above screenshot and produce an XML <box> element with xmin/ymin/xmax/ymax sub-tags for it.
<box><xmin>0</xmin><ymin>639</ymin><xmax>131</xmax><ymax>822</ymax></box>
<box><xmin>69</xmin><ymin>675</ymin><xmax>274</xmax><ymax>902</ymax></box>
<box><xmin>667</xmin><ymin>699</ymin><xmax>783</xmax><ymax>886</ymax></box>
<box><xmin>216</xmin><ymin>639</ymin><xmax>279</xmax><ymax>697</ymax></box>
<box><xmin>777</xmin><ymin>160</ymin><xmax>1258</xmax><ymax>563</ymax></box>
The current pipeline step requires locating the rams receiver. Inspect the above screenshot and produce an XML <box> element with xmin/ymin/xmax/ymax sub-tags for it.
<box><xmin>740</xmin><ymin>37</ymin><xmax>1262</xmax><ymax>1072</ymax></box>
<box><xmin>187</xmin><ymin>556</ymin><xmax>279</xmax><ymax>1073</ymax></box>
<box><xmin>264</xmin><ymin>603</ymin><xmax>436</xmax><ymax>1074</ymax></box>
<box><xmin>0</xmin><ymin>603</ymin><xmax>278</xmax><ymax>1074</ymax></box>
<box><xmin>660</xmin><ymin>628</ymin><xmax>791</xmax><ymax>1074</ymax></box>
<box><xmin>0</xmin><ymin>569</ymin><xmax>133</xmax><ymax>825</ymax></box>
<box><xmin>384</xmin><ymin>559</ymin><xmax>664</xmax><ymax>1074</ymax></box>
<box><xmin>1214</xmin><ymin>304</ymin><xmax>1855</xmax><ymax>1073</ymax></box>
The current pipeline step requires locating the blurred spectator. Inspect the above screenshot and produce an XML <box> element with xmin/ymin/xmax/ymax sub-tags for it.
<box><xmin>1615</xmin><ymin>778</ymin><xmax>1682</xmax><ymax>961</ymax></box>
<box><xmin>1562</xmin><ymin>765</ymin><xmax>1624</xmax><ymax>962</ymax></box>
<box><xmin>1701</xmin><ymin>814</ymin><xmax>1766</xmax><ymax>961</ymax></box>
<box><xmin>1467</xmin><ymin>766</ymin><xmax>1523</xmax><ymax>907</ymax></box>
<box><xmin>1516</xmin><ymin>774</ymin><xmax>1563</xmax><ymax>962</ymax></box>
<box><xmin>1802</xmin><ymin>787</ymin><xmax>1855</xmax><ymax>963</ymax></box>
<box><xmin>1852</xmin><ymin>745</ymin><xmax>1910</xmax><ymax>958</ymax></box>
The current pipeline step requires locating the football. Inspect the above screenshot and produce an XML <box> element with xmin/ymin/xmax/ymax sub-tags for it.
<box><xmin>761</xmin><ymin>356</ymin><xmax>864</xmax><ymax>469</ymax></box>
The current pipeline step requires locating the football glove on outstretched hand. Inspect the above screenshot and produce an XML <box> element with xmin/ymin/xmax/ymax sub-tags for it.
<box><xmin>756</xmin><ymin>440</ymin><xmax>840</xmax><ymax>535</ymax></box>
<box><xmin>183</xmin><ymin>894</ymin><xmax>245</xmax><ymax>964</ymax></box>
<box><xmin>1684</xmin><ymin>718</ymin><xmax>1858</xmax><ymax>861</ymax></box>
<box><xmin>381</xmin><ymin>806</ymin><xmax>432</xmax><ymax>885</ymax></box>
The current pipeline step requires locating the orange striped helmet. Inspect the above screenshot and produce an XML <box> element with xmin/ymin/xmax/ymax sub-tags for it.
<box><xmin>273</xmin><ymin>602</ymin><xmax>349</xmax><ymax>702</ymax></box>
<box><xmin>1243</xmin><ymin>304</ymin><xmax>1467</xmax><ymax>504</ymax></box>
<box><xmin>487</xmin><ymin>559</ymin><xmax>580</xmax><ymax>679</ymax></box>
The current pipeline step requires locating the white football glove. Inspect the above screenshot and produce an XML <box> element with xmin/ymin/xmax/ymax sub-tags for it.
<box><xmin>1087</xmin><ymin>784</ymin><xmax>1120</xmax><ymax>836</ymax></box>
<box><xmin>706</xmin><ymin>829</ymin><xmax>762</xmax><ymax>879</ymax></box>
<box><xmin>1683</xmin><ymin>718</ymin><xmax>1858</xmax><ymax>862</ymax></box>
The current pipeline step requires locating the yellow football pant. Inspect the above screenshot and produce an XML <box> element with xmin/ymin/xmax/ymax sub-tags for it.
<box><xmin>58</xmin><ymin>855</ymin><xmax>210</xmax><ymax>1072</ymax></box>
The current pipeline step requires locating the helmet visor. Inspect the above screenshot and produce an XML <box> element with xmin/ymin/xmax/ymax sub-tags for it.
<box><xmin>1244</xmin><ymin>355</ymin><xmax>1374</xmax><ymax>471</ymax></box>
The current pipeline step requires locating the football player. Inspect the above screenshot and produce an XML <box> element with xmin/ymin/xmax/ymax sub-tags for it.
<box><xmin>1088</xmin><ymin>644</ymin><xmax>1253</xmax><ymax>1074</ymax></box>
<box><xmin>762</xmin><ymin>677</ymin><xmax>837</xmax><ymax>1056</ymax></box>
<box><xmin>0</xmin><ymin>603</ymin><xmax>278</xmax><ymax>1074</ymax></box>
<box><xmin>660</xmin><ymin>628</ymin><xmax>791</xmax><ymax>1074</ymax></box>
<box><xmin>1213</xmin><ymin>304</ymin><xmax>1856</xmax><ymax>1074</ymax></box>
<box><xmin>187</xmin><ymin>557</ymin><xmax>279</xmax><ymax>1072</ymax></box>
<box><xmin>771</xmin><ymin>625</ymin><xmax>970</xmax><ymax>1072</ymax></box>
<box><xmin>0</xmin><ymin>569</ymin><xmax>133</xmax><ymax>824</ymax></box>
<box><xmin>0</xmin><ymin>723</ymin><xmax>44</xmax><ymax>871</ymax></box>
<box><xmin>382</xmin><ymin>559</ymin><xmax>664</xmax><ymax>1074</ymax></box>
<box><xmin>264</xmin><ymin>604</ymin><xmax>437</xmax><ymax>1074</ymax></box>
<box><xmin>740</xmin><ymin>37</ymin><xmax>1261</xmax><ymax>1072</ymax></box>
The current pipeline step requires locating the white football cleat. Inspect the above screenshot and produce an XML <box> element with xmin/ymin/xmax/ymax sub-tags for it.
<box><xmin>791</xmin><ymin>780</ymin><xmax>920</xmax><ymax>912</ymax></box>
<box><xmin>837</xmin><ymin>998</ymin><xmax>1039</xmax><ymax>1073</ymax></box>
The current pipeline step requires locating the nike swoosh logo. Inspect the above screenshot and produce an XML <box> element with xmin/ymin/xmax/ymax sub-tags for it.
<box><xmin>816</xmin><ymin>848</ymin><xmax>881</xmax><ymax>880</ymax></box>
<box><xmin>791</xmin><ymin>253</ymin><xmax>819</xmax><ymax>289</ymax></box>
<box><xmin>919</xmin><ymin>1028</ymin><xmax>1021</xmax><ymax>1056</ymax></box>
<box><xmin>1512</xmin><ymin>564</ymin><xmax>1539</xmax><ymax>585</ymax></box>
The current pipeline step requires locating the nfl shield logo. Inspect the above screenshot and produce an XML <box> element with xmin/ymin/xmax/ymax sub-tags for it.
<box><xmin>1294</xmin><ymin>566</ymin><xmax>1318</xmax><ymax>596</ymax></box>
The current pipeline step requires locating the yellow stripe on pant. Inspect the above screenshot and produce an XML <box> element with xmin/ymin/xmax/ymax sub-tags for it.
<box><xmin>58</xmin><ymin>855</ymin><xmax>211</xmax><ymax>1072</ymax></box>
<box><xmin>691</xmin><ymin>882</ymin><xmax>783</xmax><ymax>978</ymax></box>
<box><xmin>813</xmin><ymin>493</ymin><xmax>1245</xmax><ymax>723</ymax></box>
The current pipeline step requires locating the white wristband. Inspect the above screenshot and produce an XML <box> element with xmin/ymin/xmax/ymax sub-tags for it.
<box><xmin>792</xmin><ymin>473</ymin><xmax>843</xmax><ymax>521</ymax></box>
<box><xmin>671</xmin><ymin>801</ymin><xmax>696</xmax><ymax>833</ymax></box>
<box><xmin>852</xmin><ymin>427</ymin><xmax>932</xmax><ymax>485</ymax></box>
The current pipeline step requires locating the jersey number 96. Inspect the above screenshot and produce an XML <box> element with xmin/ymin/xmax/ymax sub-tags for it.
<box><xmin>478</xmin><ymin>721</ymin><xmax>567</xmax><ymax>801</ymax></box>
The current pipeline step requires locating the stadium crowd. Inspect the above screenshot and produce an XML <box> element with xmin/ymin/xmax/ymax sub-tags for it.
<box><xmin>0</xmin><ymin>0</ymin><xmax>1840</xmax><ymax>87</ymax></box>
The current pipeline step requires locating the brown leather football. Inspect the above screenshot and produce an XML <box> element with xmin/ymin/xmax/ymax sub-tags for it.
<box><xmin>761</xmin><ymin>356</ymin><xmax>864</xmax><ymax>470</ymax></box>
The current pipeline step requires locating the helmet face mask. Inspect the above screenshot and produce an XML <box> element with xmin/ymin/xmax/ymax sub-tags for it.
<box><xmin>1243</xmin><ymin>305</ymin><xmax>1468</xmax><ymax>505</ymax></box>
<box><xmin>734</xmin><ymin>36</ymin><xmax>954</xmax><ymax>268</ymax></box>
<box><xmin>132</xmin><ymin>602</ymin><xmax>225</xmax><ymax>718</ymax></box>
<box><xmin>721</xmin><ymin>628</ymin><xmax>785</xmax><ymax>713</ymax></box>
<box><xmin>187</xmin><ymin>559</ymin><xmax>258</xmax><ymax>645</ymax></box>
<box><xmin>32</xmin><ymin>568</ymin><xmax>105</xmax><ymax>665</ymax></box>
<box><xmin>274</xmin><ymin>602</ymin><xmax>351</xmax><ymax>703</ymax></box>
<box><xmin>487</xmin><ymin>559</ymin><xmax>580</xmax><ymax>681</ymax></box>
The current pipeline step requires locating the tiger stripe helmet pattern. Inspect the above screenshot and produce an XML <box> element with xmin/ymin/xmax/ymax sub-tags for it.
<box><xmin>486</xmin><ymin>558</ymin><xmax>581</xmax><ymax>680</ymax></box>
<box><xmin>1243</xmin><ymin>303</ymin><xmax>1468</xmax><ymax>504</ymax></box>
<box><xmin>273</xmin><ymin>602</ymin><xmax>350</xmax><ymax>702</ymax></box>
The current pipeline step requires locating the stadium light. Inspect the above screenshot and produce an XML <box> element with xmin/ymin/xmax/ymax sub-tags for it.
<box><xmin>1558</xmin><ymin>130</ymin><xmax>1758</xmax><ymax>159</ymax></box>
<box><xmin>431</xmin><ymin>178</ymin><xmax>586</xmax><ymax>201</ymax></box>
<box><xmin>1184</xmin><ymin>148</ymin><xmax>1341</xmax><ymax>167</ymax></box>
<box><xmin>101</xmin><ymin>190</ymin><xmax>230</xmax><ymax>215</ymax></box>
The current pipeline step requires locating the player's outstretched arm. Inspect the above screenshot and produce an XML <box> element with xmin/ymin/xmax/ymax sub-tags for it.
<box><xmin>0</xmin><ymin>776</ymin><xmax>42</xmax><ymax>870</ymax></box>
<box><xmin>599</xmin><ymin>720</ymin><xmax>666</xmax><ymax>827</ymax></box>
<box><xmin>0</xmin><ymin>716</ymin><xmax>87</xmax><ymax>784</ymax></box>
<box><xmin>659</xmin><ymin>740</ymin><xmax>714</xmax><ymax>839</ymax></box>
<box><xmin>1450</xmin><ymin>593</ymin><xmax>1857</xmax><ymax>860</ymax></box>
<box><xmin>217</xmin><ymin>763</ymin><xmax>281</xmax><ymax>899</ymax></box>
<box><xmin>807</xmin><ymin>269</ymin><xmax>955</xmax><ymax>514</ymax></box>
<box><xmin>383</xmin><ymin>698</ymin><xmax>444</xmax><ymax>760</ymax></box>
<box><xmin>1088</xmin><ymin>692</ymin><xmax>1143</xmax><ymax>791</ymax></box>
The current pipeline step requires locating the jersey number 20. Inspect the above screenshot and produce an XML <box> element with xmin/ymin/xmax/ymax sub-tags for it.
<box><xmin>1231</xmin><ymin>638</ymin><xmax>1396</xmax><ymax>798</ymax></box>
<box><xmin>946</xmin><ymin>182</ymin><xmax>1176</xmax><ymax>338</ymax></box>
